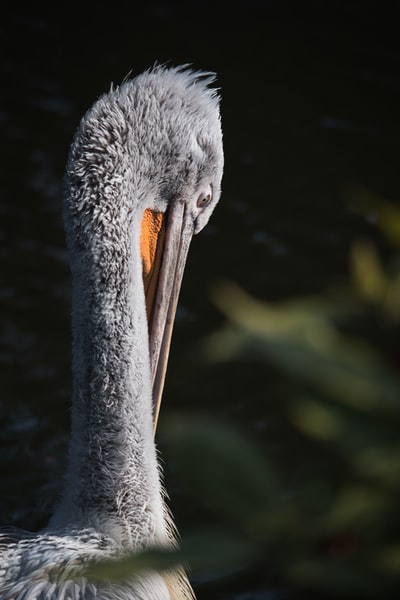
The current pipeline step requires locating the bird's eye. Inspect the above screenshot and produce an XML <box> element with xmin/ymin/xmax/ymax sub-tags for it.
<box><xmin>197</xmin><ymin>190</ymin><xmax>212</xmax><ymax>209</ymax></box>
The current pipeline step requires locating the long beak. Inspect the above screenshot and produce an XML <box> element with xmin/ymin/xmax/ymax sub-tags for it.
<box><xmin>141</xmin><ymin>203</ymin><xmax>194</xmax><ymax>432</ymax></box>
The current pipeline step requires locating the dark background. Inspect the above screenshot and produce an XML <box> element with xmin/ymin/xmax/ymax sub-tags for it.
<box><xmin>1</xmin><ymin>2</ymin><xmax>399</xmax><ymax>598</ymax></box>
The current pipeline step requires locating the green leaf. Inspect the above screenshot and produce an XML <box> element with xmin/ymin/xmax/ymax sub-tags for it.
<box><xmin>206</xmin><ymin>282</ymin><xmax>400</xmax><ymax>418</ymax></box>
<box><xmin>83</xmin><ymin>529</ymin><xmax>255</xmax><ymax>583</ymax></box>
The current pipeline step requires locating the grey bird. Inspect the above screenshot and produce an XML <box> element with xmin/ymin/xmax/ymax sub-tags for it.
<box><xmin>0</xmin><ymin>65</ymin><xmax>224</xmax><ymax>599</ymax></box>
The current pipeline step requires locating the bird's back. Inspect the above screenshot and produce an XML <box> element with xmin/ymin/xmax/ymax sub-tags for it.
<box><xmin>0</xmin><ymin>528</ymin><xmax>185</xmax><ymax>599</ymax></box>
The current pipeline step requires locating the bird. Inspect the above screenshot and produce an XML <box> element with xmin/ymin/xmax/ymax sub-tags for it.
<box><xmin>0</xmin><ymin>65</ymin><xmax>224</xmax><ymax>599</ymax></box>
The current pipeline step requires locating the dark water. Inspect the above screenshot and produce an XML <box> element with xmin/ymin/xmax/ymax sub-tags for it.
<box><xmin>1</xmin><ymin>4</ymin><xmax>399</xmax><ymax>598</ymax></box>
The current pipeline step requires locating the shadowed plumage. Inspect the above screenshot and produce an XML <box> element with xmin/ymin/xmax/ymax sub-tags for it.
<box><xmin>0</xmin><ymin>65</ymin><xmax>224</xmax><ymax>599</ymax></box>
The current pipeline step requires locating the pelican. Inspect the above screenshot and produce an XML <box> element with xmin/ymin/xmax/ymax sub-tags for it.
<box><xmin>0</xmin><ymin>65</ymin><xmax>224</xmax><ymax>599</ymax></box>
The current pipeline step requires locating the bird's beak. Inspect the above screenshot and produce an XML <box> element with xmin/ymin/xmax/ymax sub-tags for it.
<box><xmin>140</xmin><ymin>203</ymin><xmax>194</xmax><ymax>431</ymax></box>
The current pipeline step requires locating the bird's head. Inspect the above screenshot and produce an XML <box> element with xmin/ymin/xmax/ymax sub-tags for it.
<box><xmin>127</xmin><ymin>65</ymin><xmax>224</xmax><ymax>232</ymax></box>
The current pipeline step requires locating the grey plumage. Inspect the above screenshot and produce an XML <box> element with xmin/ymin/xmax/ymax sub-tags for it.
<box><xmin>0</xmin><ymin>65</ymin><xmax>224</xmax><ymax>599</ymax></box>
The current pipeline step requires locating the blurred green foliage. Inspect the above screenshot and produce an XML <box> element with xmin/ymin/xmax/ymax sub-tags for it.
<box><xmin>188</xmin><ymin>191</ymin><xmax>400</xmax><ymax>597</ymax></box>
<box><xmin>198</xmin><ymin>277</ymin><xmax>400</xmax><ymax>597</ymax></box>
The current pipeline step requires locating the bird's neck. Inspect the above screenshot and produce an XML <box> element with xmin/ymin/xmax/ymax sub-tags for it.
<box><xmin>50</xmin><ymin>201</ymin><xmax>167</xmax><ymax>548</ymax></box>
